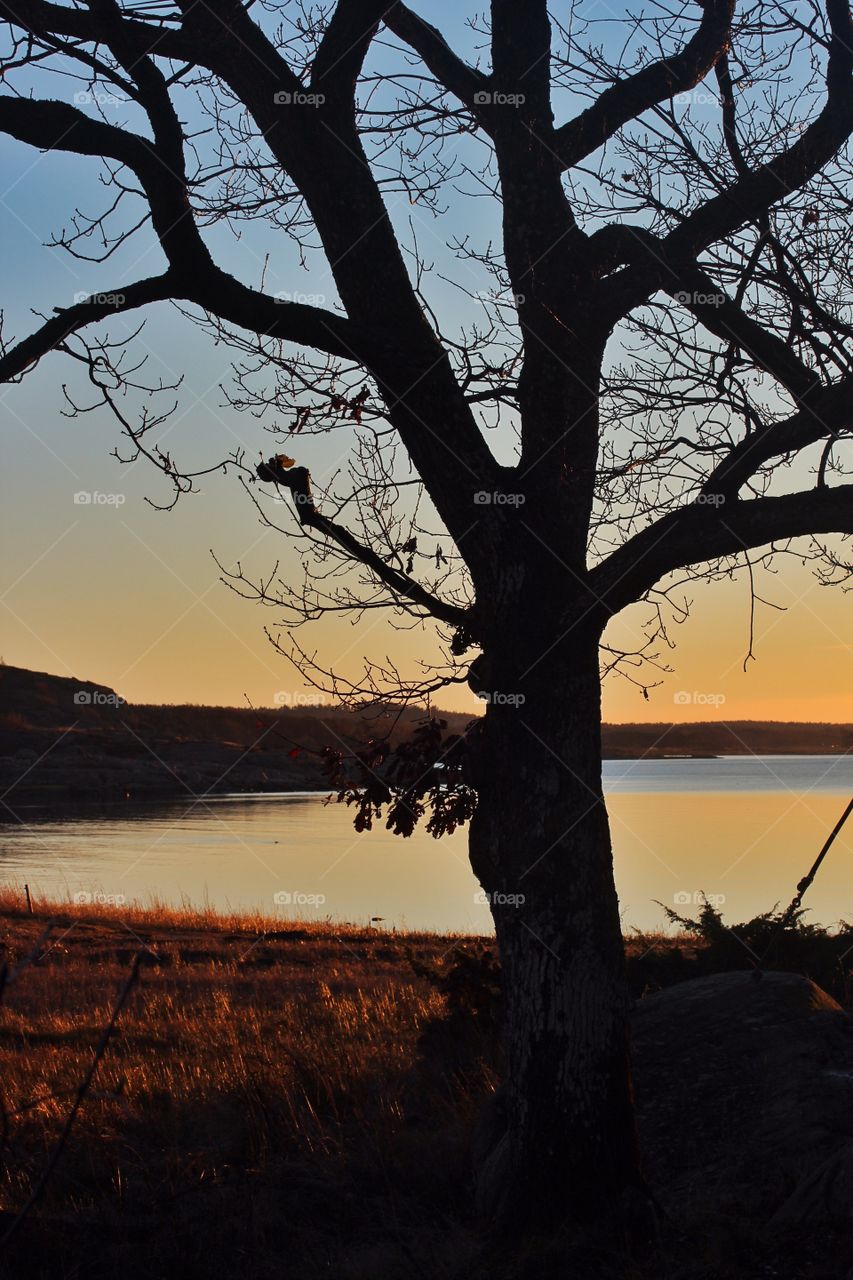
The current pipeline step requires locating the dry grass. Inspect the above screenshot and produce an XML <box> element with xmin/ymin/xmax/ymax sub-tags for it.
<box><xmin>1</xmin><ymin>890</ymin><xmax>848</xmax><ymax>1280</ymax></box>
<box><xmin>0</xmin><ymin>890</ymin><xmax>490</xmax><ymax>1280</ymax></box>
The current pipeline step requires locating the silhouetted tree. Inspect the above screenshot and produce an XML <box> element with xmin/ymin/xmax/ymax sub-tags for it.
<box><xmin>2</xmin><ymin>0</ymin><xmax>853</xmax><ymax>1243</ymax></box>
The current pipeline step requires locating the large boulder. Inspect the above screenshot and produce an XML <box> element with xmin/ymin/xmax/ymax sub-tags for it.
<box><xmin>632</xmin><ymin>970</ymin><xmax>853</xmax><ymax>1223</ymax></box>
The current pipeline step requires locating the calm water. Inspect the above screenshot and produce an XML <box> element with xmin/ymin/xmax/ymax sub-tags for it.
<box><xmin>2</xmin><ymin>756</ymin><xmax>852</xmax><ymax>933</ymax></box>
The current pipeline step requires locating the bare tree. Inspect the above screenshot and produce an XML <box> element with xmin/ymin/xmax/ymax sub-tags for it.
<box><xmin>2</xmin><ymin>0</ymin><xmax>853</xmax><ymax>1242</ymax></box>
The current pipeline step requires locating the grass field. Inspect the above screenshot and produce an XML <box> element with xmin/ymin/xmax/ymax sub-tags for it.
<box><xmin>0</xmin><ymin>891</ymin><xmax>499</xmax><ymax>1279</ymax></box>
<box><xmin>0</xmin><ymin>889</ymin><xmax>850</xmax><ymax>1279</ymax></box>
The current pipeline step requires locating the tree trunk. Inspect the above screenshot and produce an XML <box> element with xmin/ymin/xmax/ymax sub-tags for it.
<box><xmin>468</xmin><ymin>629</ymin><xmax>645</xmax><ymax>1241</ymax></box>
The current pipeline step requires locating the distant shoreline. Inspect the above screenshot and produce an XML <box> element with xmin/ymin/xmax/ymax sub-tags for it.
<box><xmin>4</xmin><ymin>751</ymin><xmax>852</xmax><ymax>823</ymax></box>
<box><xmin>3</xmin><ymin>663</ymin><xmax>851</xmax><ymax>815</ymax></box>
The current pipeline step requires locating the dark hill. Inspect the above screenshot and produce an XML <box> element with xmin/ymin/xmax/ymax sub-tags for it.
<box><xmin>0</xmin><ymin>664</ymin><xmax>471</xmax><ymax>810</ymax></box>
<box><xmin>604</xmin><ymin>719</ymin><xmax>853</xmax><ymax>758</ymax></box>
<box><xmin>1</xmin><ymin>663</ymin><xmax>850</xmax><ymax>810</ymax></box>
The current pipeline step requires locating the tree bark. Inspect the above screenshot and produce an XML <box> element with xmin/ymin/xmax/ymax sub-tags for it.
<box><xmin>468</xmin><ymin>631</ymin><xmax>644</xmax><ymax>1240</ymax></box>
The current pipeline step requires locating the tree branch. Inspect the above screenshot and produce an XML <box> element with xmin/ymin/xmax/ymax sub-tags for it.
<box><xmin>0</xmin><ymin>0</ymin><xmax>191</xmax><ymax>60</ymax></box>
<box><xmin>0</xmin><ymin>95</ymin><xmax>360</xmax><ymax>364</ymax></box>
<box><xmin>0</xmin><ymin>2</ymin><xmax>504</xmax><ymax>579</ymax></box>
<box><xmin>381</xmin><ymin>2</ymin><xmax>488</xmax><ymax>111</ymax></box>
<box><xmin>701</xmin><ymin>380</ymin><xmax>853</xmax><ymax>498</ymax></box>
<box><xmin>189</xmin><ymin>1</ymin><xmax>504</xmax><ymax>577</ymax></box>
<box><xmin>0</xmin><ymin>274</ymin><xmax>175</xmax><ymax>381</ymax></box>
<box><xmin>592</xmin><ymin>484</ymin><xmax>853</xmax><ymax>614</ymax></box>
<box><xmin>256</xmin><ymin>455</ymin><xmax>468</xmax><ymax>626</ymax></box>
<box><xmin>311</xmin><ymin>0</ymin><xmax>387</xmax><ymax>103</ymax></box>
<box><xmin>553</xmin><ymin>0</ymin><xmax>735</xmax><ymax>169</ymax></box>
<box><xmin>664</xmin><ymin>0</ymin><xmax>853</xmax><ymax>261</ymax></box>
<box><xmin>590</xmin><ymin>225</ymin><xmax>822</xmax><ymax>401</ymax></box>
<box><xmin>668</xmin><ymin>265</ymin><xmax>821</xmax><ymax>402</ymax></box>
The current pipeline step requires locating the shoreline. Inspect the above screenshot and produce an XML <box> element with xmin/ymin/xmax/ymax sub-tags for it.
<box><xmin>0</xmin><ymin>885</ymin><xmax>486</xmax><ymax>942</ymax></box>
<box><xmin>3</xmin><ymin>747</ymin><xmax>851</xmax><ymax>822</ymax></box>
<box><xmin>4</xmin><ymin>666</ymin><xmax>852</xmax><ymax>820</ymax></box>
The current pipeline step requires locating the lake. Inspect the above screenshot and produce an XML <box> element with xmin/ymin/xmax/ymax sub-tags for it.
<box><xmin>2</xmin><ymin>755</ymin><xmax>852</xmax><ymax>933</ymax></box>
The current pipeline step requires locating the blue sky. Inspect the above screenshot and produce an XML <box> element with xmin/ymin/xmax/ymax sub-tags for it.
<box><xmin>2</xmin><ymin>2</ymin><xmax>851</xmax><ymax>718</ymax></box>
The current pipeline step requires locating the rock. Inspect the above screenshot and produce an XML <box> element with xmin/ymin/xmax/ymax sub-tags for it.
<box><xmin>632</xmin><ymin>970</ymin><xmax>853</xmax><ymax>1220</ymax></box>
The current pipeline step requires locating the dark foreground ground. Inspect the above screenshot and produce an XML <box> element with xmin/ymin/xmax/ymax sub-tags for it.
<box><xmin>1</xmin><ymin>891</ymin><xmax>852</xmax><ymax>1279</ymax></box>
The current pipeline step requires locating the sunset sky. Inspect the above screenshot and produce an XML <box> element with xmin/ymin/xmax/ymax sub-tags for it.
<box><xmin>1</xmin><ymin>3</ymin><xmax>851</xmax><ymax>724</ymax></box>
<box><xmin>4</xmin><ymin>331</ymin><xmax>849</xmax><ymax>724</ymax></box>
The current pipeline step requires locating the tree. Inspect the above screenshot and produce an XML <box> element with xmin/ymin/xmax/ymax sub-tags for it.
<box><xmin>2</xmin><ymin>0</ymin><xmax>853</xmax><ymax>1244</ymax></box>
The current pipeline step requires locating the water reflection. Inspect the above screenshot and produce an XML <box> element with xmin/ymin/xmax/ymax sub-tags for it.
<box><xmin>1</xmin><ymin>757</ymin><xmax>851</xmax><ymax>933</ymax></box>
